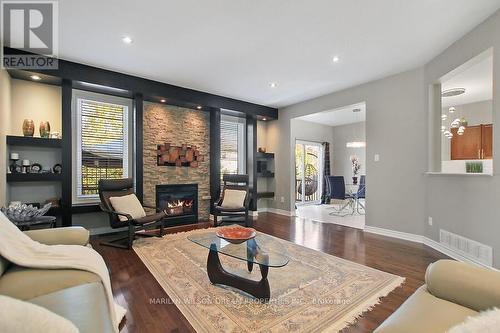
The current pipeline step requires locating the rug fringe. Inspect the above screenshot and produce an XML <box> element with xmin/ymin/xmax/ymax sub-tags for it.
<box><xmin>327</xmin><ymin>276</ymin><xmax>406</xmax><ymax>332</ymax></box>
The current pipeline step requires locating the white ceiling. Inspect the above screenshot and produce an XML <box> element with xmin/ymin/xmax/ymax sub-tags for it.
<box><xmin>297</xmin><ymin>102</ymin><xmax>366</xmax><ymax>127</ymax></box>
<box><xmin>441</xmin><ymin>54</ymin><xmax>493</xmax><ymax>108</ymax></box>
<box><xmin>55</xmin><ymin>0</ymin><xmax>500</xmax><ymax>108</ymax></box>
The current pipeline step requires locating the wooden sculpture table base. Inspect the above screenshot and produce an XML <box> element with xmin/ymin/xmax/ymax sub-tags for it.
<box><xmin>206</xmin><ymin>245</ymin><xmax>271</xmax><ymax>302</ymax></box>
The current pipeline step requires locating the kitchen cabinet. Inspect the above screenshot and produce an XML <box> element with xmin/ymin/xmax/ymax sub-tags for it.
<box><xmin>451</xmin><ymin>124</ymin><xmax>492</xmax><ymax>160</ymax></box>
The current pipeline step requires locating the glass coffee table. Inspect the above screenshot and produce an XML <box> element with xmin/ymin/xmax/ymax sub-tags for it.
<box><xmin>188</xmin><ymin>231</ymin><xmax>289</xmax><ymax>302</ymax></box>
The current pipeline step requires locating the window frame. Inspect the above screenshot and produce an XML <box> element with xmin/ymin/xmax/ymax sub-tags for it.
<box><xmin>72</xmin><ymin>89</ymin><xmax>134</xmax><ymax>205</ymax></box>
<box><xmin>220</xmin><ymin>114</ymin><xmax>246</xmax><ymax>177</ymax></box>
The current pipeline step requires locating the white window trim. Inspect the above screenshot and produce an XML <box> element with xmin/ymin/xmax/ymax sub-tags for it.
<box><xmin>72</xmin><ymin>89</ymin><xmax>133</xmax><ymax>205</ymax></box>
<box><xmin>221</xmin><ymin>114</ymin><xmax>246</xmax><ymax>174</ymax></box>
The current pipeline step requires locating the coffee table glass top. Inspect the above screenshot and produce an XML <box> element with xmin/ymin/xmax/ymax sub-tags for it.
<box><xmin>188</xmin><ymin>231</ymin><xmax>289</xmax><ymax>268</ymax></box>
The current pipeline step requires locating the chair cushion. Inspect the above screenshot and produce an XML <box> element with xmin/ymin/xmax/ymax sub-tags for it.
<box><xmin>30</xmin><ymin>282</ymin><xmax>115</xmax><ymax>333</ymax></box>
<box><xmin>374</xmin><ymin>286</ymin><xmax>477</xmax><ymax>333</ymax></box>
<box><xmin>0</xmin><ymin>265</ymin><xmax>101</xmax><ymax>300</ymax></box>
<box><xmin>0</xmin><ymin>255</ymin><xmax>10</xmax><ymax>277</ymax></box>
<box><xmin>109</xmin><ymin>193</ymin><xmax>146</xmax><ymax>222</ymax></box>
<box><xmin>221</xmin><ymin>189</ymin><xmax>247</xmax><ymax>209</ymax></box>
<box><xmin>0</xmin><ymin>294</ymin><xmax>79</xmax><ymax>333</ymax></box>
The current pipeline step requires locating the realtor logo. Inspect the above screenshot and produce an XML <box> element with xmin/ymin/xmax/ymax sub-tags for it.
<box><xmin>1</xmin><ymin>0</ymin><xmax>58</xmax><ymax>69</ymax></box>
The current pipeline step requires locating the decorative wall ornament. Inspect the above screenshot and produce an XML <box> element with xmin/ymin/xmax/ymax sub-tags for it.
<box><xmin>22</xmin><ymin>119</ymin><xmax>35</xmax><ymax>137</ymax></box>
<box><xmin>157</xmin><ymin>143</ymin><xmax>204</xmax><ymax>167</ymax></box>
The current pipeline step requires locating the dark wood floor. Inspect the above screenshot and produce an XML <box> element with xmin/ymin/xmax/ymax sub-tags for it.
<box><xmin>92</xmin><ymin>213</ymin><xmax>448</xmax><ymax>333</ymax></box>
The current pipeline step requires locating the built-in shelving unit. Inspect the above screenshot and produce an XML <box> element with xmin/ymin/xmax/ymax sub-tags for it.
<box><xmin>6</xmin><ymin>135</ymin><xmax>62</xmax><ymax>148</ymax></box>
<box><xmin>256</xmin><ymin>151</ymin><xmax>275</xmax><ymax>203</ymax></box>
<box><xmin>7</xmin><ymin>173</ymin><xmax>62</xmax><ymax>182</ymax></box>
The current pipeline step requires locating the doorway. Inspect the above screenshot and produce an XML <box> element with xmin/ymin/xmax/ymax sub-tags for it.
<box><xmin>295</xmin><ymin>140</ymin><xmax>323</xmax><ymax>206</ymax></box>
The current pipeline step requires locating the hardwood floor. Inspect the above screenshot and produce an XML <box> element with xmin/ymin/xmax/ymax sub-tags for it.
<box><xmin>92</xmin><ymin>212</ymin><xmax>448</xmax><ymax>333</ymax></box>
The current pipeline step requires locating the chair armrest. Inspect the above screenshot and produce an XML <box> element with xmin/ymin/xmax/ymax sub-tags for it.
<box><xmin>24</xmin><ymin>227</ymin><xmax>90</xmax><ymax>246</ymax></box>
<box><xmin>425</xmin><ymin>259</ymin><xmax>500</xmax><ymax>311</ymax></box>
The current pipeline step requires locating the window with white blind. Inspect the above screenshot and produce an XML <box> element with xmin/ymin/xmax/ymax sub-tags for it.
<box><xmin>73</xmin><ymin>90</ymin><xmax>132</xmax><ymax>203</ymax></box>
<box><xmin>220</xmin><ymin>115</ymin><xmax>246</xmax><ymax>177</ymax></box>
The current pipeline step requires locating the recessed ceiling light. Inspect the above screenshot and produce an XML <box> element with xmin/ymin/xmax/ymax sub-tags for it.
<box><xmin>122</xmin><ymin>36</ymin><xmax>133</xmax><ymax>44</ymax></box>
<box><xmin>160</xmin><ymin>99</ymin><xmax>166</xmax><ymax>103</ymax></box>
<box><xmin>196</xmin><ymin>105</ymin><xmax>202</xmax><ymax>110</ymax></box>
<box><xmin>332</xmin><ymin>56</ymin><xmax>340</xmax><ymax>63</ymax></box>
<box><xmin>30</xmin><ymin>75</ymin><xmax>41</xmax><ymax>81</ymax></box>
<box><xmin>262</xmin><ymin>118</ymin><xmax>267</xmax><ymax>121</ymax></box>
<box><xmin>442</xmin><ymin>88</ymin><xmax>465</xmax><ymax>97</ymax></box>
<box><xmin>269</xmin><ymin>82</ymin><xmax>278</xmax><ymax>88</ymax></box>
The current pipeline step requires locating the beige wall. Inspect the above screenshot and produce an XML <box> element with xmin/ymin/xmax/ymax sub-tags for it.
<box><xmin>10</xmin><ymin>79</ymin><xmax>61</xmax><ymax>136</ymax></box>
<box><xmin>331</xmin><ymin>122</ymin><xmax>366</xmax><ymax>181</ymax></box>
<box><xmin>0</xmin><ymin>68</ymin><xmax>12</xmax><ymax>206</ymax></box>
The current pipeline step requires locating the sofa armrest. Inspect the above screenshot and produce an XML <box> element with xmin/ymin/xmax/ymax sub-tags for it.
<box><xmin>425</xmin><ymin>259</ymin><xmax>500</xmax><ymax>311</ymax></box>
<box><xmin>24</xmin><ymin>227</ymin><xmax>90</xmax><ymax>246</ymax></box>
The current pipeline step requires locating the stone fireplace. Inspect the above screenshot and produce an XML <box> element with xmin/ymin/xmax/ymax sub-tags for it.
<box><xmin>143</xmin><ymin>102</ymin><xmax>210</xmax><ymax>221</ymax></box>
<box><xmin>156</xmin><ymin>184</ymin><xmax>198</xmax><ymax>225</ymax></box>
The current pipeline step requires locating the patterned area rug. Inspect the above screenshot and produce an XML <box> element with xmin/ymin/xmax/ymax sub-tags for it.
<box><xmin>134</xmin><ymin>228</ymin><xmax>404</xmax><ymax>332</ymax></box>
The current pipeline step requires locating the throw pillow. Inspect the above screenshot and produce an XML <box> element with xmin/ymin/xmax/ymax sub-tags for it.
<box><xmin>221</xmin><ymin>189</ymin><xmax>247</xmax><ymax>208</ymax></box>
<box><xmin>448</xmin><ymin>308</ymin><xmax>500</xmax><ymax>333</ymax></box>
<box><xmin>109</xmin><ymin>193</ymin><xmax>146</xmax><ymax>222</ymax></box>
<box><xmin>0</xmin><ymin>295</ymin><xmax>80</xmax><ymax>333</ymax></box>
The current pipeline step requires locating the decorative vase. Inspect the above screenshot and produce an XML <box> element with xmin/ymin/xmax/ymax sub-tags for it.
<box><xmin>39</xmin><ymin>121</ymin><xmax>51</xmax><ymax>138</ymax></box>
<box><xmin>22</xmin><ymin>119</ymin><xmax>35</xmax><ymax>137</ymax></box>
<box><xmin>352</xmin><ymin>176</ymin><xmax>358</xmax><ymax>185</ymax></box>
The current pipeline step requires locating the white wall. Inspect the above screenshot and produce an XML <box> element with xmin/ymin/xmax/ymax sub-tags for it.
<box><xmin>268</xmin><ymin>9</ymin><xmax>500</xmax><ymax>267</ymax></box>
<box><xmin>332</xmin><ymin>122</ymin><xmax>366</xmax><ymax>181</ymax></box>
<box><xmin>0</xmin><ymin>68</ymin><xmax>12</xmax><ymax>206</ymax></box>
<box><xmin>424</xmin><ymin>10</ymin><xmax>500</xmax><ymax>267</ymax></box>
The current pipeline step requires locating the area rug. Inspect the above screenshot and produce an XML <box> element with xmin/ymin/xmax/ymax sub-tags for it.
<box><xmin>133</xmin><ymin>228</ymin><xmax>404</xmax><ymax>332</ymax></box>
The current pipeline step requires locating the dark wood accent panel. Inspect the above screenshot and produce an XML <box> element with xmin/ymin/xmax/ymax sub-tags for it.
<box><xmin>482</xmin><ymin>124</ymin><xmax>493</xmax><ymax>159</ymax></box>
<box><xmin>134</xmin><ymin>94</ymin><xmax>144</xmax><ymax>202</ymax></box>
<box><xmin>4</xmin><ymin>47</ymin><xmax>278</xmax><ymax>120</ymax></box>
<box><xmin>6</xmin><ymin>135</ymin><xmax>62</xmax><ymax>147</ymax></box>
<box><xmin>210</xmin><ymin>109</ymin><xmax>221</xmax><ymax>214</ymax></box>
<box><xmin>451</xmin><ymin>125</ymin><xmax>482</xmax><ymax>160</ymax></box>
<box><xmin>246</xmin><ymin>116</ymin><xmax>258</xmax><ymax>211</ymax></box>
<box><xmin>7</xmin><ymin>173</ymin><xmax>62</xmax><ymax>182</ymax></box>
<box><xmin>91</xmin><ymin>213</ymin><xmax>449</xmax><ymax>333</ymax></box>
<box><xmin>61</xmin><ymin>79</ymin><xmax>73</xmax><ymax>226</ymax></box>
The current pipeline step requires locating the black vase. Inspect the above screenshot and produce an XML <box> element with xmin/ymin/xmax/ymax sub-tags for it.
<box><xmin>352</xmin><ymin>176</ymin><xmax>358</xmax><ymax>185</ymax></box>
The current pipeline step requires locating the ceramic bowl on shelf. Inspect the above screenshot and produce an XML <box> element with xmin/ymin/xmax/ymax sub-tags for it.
<box><xmin>1</xmin><ymin>203</ymin><xmax>52</xmax><ymax>222</ymax></box>
<box><xmin>216</xmin><ymin>226</ymin><xmax>256</xmax><ymax>244</ymax></box>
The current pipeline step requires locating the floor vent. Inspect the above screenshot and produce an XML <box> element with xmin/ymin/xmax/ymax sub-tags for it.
<box><xmin>439</xmin><ymin>229</ymin><xmax>493</xmax><ymax>267</ymax></box>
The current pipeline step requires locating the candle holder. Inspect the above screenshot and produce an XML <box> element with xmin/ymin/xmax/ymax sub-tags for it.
<box><xmin>22</xmin><ymin>159</ymin><xmax>30</xmax><ymax>174</ymax></box>
<box><xmin>9</xmin><ymin>153</ymin><xmax>21</xmax><ymax>174</ymax></box>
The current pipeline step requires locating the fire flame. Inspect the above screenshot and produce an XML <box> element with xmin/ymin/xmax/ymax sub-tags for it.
<box><xmin>167</xmin><ymin>199</ymin><xmax>193</xmax><ymax>209</ymax></box>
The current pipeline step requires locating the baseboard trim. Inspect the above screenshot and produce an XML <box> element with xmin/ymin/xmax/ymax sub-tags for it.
<box><xmin>258</xmin><ymin>207</ymin><xmax>294</xmax><ymax>216</ymax></box>
<box><xmin>364</xmin><ymin>226</ymin><xmax>494</xmax><ymax>269</ymax></box>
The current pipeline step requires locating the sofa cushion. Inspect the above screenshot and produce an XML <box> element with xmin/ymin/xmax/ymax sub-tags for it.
<box><xmin>30</xmin><ymin>282</ymin><xmax>115</xmax><ymax>333</ymax></box>
<box><xmin>374</xmin><ymin>286</ymin><xmax>477</xmax><ymax>333</ymax></box>
<box><xmin>0</xmin><ymin>294</ymin><xmax>79</xmax><ymax>333</ymax></box>
<box><xmin>24</xmin><ymin>227</ymin><xmax>90</xmax><ymax>246</ymax></box>
<box><xmin>0</xmin><ymin>265</ymin><xmax>100</xmax><ymax>300</ymax></box>
<box><xmin>0</xmin><ymin>255</ymin><xmax>10</xmax><ymax>277</ymax></box>
<box><xmin>221</xmin><ymin>189</ymin><xmax>247</xmax><ymax>209</ymax></box>
<box><xmin>109</xmin><ymin>193</ymin><xmax>146</xmax><ymax>222</ymax></box>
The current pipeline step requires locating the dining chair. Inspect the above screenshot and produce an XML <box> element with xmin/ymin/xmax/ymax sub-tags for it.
<box><xmin>354</xmin><ymin>175</ymin><xmax>366</xmax><ymax>215</ymax></box>
<box><xmin>325</xmin><ymin>176</ymin><xmax>355</xmax><ymax>216</ymax></box>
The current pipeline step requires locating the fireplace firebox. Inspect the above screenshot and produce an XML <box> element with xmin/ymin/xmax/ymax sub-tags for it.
<box><xmin>156</xmin><ymin>184</ymin><xmax>198</xmax><ymax>225</ymax></box>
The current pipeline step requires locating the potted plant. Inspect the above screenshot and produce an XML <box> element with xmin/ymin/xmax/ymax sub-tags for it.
<box><xmin>350</xmin><ymin>155</ymin><xmax>361</xmax><ymax>185</ymax></box>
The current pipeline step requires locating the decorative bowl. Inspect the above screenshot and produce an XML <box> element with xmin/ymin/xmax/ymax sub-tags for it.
<box><xmin>216</xmin><ymin>226</ymin><xmax>256</xmax><ymax>244</ymax></box>
<box><xmin>1</xmin><ymin>203</ymin><xmax>52</xmax><ymax>222</ymax></box>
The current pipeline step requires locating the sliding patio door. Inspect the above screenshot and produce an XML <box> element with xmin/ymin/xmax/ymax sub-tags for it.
<box><xmin>295</xmin><ymin>140</ymin><xmax>323</xmax><ymax>205</ymax></box>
